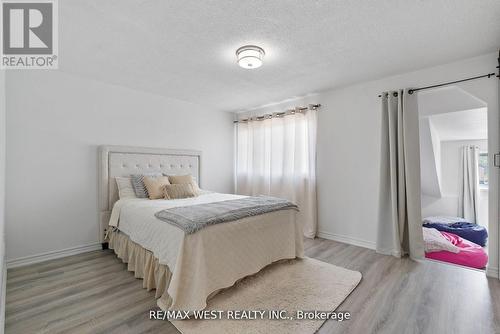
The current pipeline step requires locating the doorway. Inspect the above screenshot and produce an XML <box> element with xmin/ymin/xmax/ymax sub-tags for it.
<box><xmin>419</xmin><ymin>86</ymin><xmax>489</xmax><ymax>271</ymax></box>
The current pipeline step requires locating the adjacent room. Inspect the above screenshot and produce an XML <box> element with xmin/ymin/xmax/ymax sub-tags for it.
<box><xmin>420</xmin><ymin>87</ymin><xmax>490</xmax><ymax>270</ymax></box>
<box><xmin>0</xmin><ymin>1</ymin><xmax>499</xmax><ymax>334</ymax></box>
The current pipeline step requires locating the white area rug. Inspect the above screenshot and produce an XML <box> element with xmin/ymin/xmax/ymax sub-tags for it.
<box><xmin>172</xmin><ymin>257</ymin><xmax>362</xmax><ymax>334</ymax></box>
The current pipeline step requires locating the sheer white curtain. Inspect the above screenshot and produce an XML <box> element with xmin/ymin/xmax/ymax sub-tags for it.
<box><xmin>458</xmin><ymin>145</ymin><xmax>479</xmax><ymax>223</ymax></box>
<box><xmin>236</xmin><ymin>110</ymin><xmax>318</xmax><ymax>238</ymax></box>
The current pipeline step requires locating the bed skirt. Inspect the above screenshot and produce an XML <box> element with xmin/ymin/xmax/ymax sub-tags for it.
<box><xmin>108</xmin><ymin>209</ymin><xmax>303</xmax><ymax>311</ymax></box>
<box><xmin>108</xmin><ymin>229</ymin><xmax>296</xmax><ymax>312</ymax></box>
<box><xmin>108</xmin><ymin>229</ymin><xmax>174</xmax><ymax>310</ymax></box>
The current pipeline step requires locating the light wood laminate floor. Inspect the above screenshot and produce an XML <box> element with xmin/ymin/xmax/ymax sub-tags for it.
<box><xmin>6</xmin><ymin>238</ymin><xmax>500</xmax><ymax>334</ymax></box>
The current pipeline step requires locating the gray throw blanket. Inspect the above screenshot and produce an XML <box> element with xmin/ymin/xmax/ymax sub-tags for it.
<box><xmin>154</xmin><ymin>196</ymin><xmax>298</xmax><ymax>234</ymax></box>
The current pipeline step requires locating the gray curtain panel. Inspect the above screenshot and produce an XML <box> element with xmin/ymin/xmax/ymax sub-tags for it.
<box><xmin>377</xmin><ymin>89</ymin><xmax>425</xmax><ymax>260</ymax></box>
<box><xmin>457</xmin><ymin>145</ymin><xmax>479</xmax><ymax>223</ymax></box>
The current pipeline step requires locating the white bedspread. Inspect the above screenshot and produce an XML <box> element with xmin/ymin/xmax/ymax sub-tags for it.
<box><xmin>109</xmin><ymin>193</ymin><xmax>247</xmax><ymax>270</ymax></box>
<box><xmin>108</xmin><ymin>192</ymin><xmax>304</xmax><ymax>311</ymax></box>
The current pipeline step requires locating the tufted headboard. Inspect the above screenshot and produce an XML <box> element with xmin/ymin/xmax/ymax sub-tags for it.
<box><xmin>98</xmin><ymin>145</ymin><xmax>202</xmax><ymax>243</ymax></box>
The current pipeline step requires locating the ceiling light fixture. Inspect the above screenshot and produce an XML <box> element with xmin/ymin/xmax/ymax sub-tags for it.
<box><xmin>236</xmin><ymin>45</ymin><xmax>265</xmax><ymax>69</ymax></box>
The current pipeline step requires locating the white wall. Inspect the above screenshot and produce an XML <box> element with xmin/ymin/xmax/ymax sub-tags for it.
<box><xmin>0</xmin><ymin>70</ymin><xmax>6</xmax><ymax>334</ymax></box>
<box><xmin>237</xmin><ymin>53</ymin><xmax>499</xmax><ymax>275</ymax></box>
<box><xmin>419</xmin><ymin>118</ymin><xmax>442</xmax><ymax>197</ymax></box>
<box><xmin>422</xmin><ymin>139</ymin><xmax>488</xmax><ymax>228</ymax></box>
<box><xmin>5</xmin><ymin>70</ymin><xmax>235</xmax><ymax>263</ymax></box>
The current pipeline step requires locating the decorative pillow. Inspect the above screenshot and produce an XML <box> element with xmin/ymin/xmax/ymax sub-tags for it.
<box><xmin>115</xmin><ymin>177</ymin><xmax>137</xmax><ymax>199</ymax></box>
<box><xmin>423</xmin><ymin>227</ymin><xmax>460</xmax><ymax>253</ymax></box>
<box><xmin>166</xmin><ymin>174</ymin><xmax>200</xmax><ymax>193</ymax></box>
<box><xmin>131</xmin><ymin>173</ymin><xmax>162</xmax><ymax>198</ymax></box>
<box><xmin>163</xmin><ymin>183</ymin><xmax>197</xmax><ymax>200</ymax></box>
<box><xmin>143</xmin><ymin>176</ymin><xmax>171</xmax><ymax>200</ymax></box>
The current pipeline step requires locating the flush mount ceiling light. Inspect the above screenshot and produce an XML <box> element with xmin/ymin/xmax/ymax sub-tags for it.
<box><xmin>236</xmin><ymin>45</ymin><xmax>265</xmax><ymax>69</ymax></box>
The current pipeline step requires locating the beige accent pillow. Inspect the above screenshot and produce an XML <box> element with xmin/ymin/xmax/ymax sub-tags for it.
<box><xmin>115</xmin><ymin>177</ymin><xmax>137</xmax><ymax>199</ymax></box>
<box><xmin>143</xmin><ymin>176</ymin><xmax>171</xmax><ymax>200</ymax></box>
<box><xmin>163</xmin><ymin>183</ymin><xmax>197</xmax><ymax>200</ymax></box>
<box><xmin>167</xmin><ymin>174</ymin><xmax>200</xmax><ymax>193</ymax></box>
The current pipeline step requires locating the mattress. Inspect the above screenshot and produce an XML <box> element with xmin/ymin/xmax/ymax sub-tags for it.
<box><xmin>425</xmin><ymin>231</ymin><xmax>488</xmax><ymax>269</ymax></box>
<box><xmin>108</xmin><ymin>192</ymin><xmax>304</xmax><ymax>311</ymax></box>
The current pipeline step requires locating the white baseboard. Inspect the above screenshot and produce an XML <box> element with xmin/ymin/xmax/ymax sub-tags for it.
<box><xmin>317</xmin><ymin>231</ymin><xmax>376</xmax><ymax>250</ymax></box>
<box><xmin>7</xmin><ymin>242</ymin><xmax>102</xmax><ymax>269</ymax></box>
<box><xmin>486</xmin><ymin>266</ymin><xmax>499</xmax><ymax>278</ymax></box>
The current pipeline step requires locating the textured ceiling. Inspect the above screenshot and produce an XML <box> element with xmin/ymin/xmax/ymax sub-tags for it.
<box><xmin>59</xmin><ymin>0</ymin><xmax>500</xmax><ymax>112</ymax></box>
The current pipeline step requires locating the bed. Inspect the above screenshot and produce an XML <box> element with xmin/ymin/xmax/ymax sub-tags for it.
<box><xmin>425</xmin><ymin>231</ymin><xmax>488</xmax><ymax>269</ymax></box>
<box><xmin>422</xmin><ymin>227</ymin><xmax>488</xmax><ymax>269</ymax></box>
<box><xmin>422</xmin><ymin>216</ymin><xmax>488</xmax><ymax>247</ymax></box>
<box><xmin>98</xmin><ymin>145</ymin><xmax>304</xmax><ymax>311</ymax></box>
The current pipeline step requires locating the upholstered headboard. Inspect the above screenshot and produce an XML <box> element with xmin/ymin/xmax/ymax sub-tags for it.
<box><xmin>98</xmin><ymin>145</ymin><xmax>202</xmax><ymax>243</ymax></box>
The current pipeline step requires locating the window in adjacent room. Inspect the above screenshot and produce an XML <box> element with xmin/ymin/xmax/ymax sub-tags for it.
<box><xmin>478</xmin><ymin>152</ymin><xmax>488</xmax><ymax>187</ymax></box>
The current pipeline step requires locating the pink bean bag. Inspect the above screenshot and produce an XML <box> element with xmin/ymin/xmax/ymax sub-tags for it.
<box><xmin>425</xmin><ymin>231</ymin><xmax>488</xmax><ymax>269</ymax></box>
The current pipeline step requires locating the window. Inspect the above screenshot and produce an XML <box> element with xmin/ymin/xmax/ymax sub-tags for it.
<box><xmin>478</xmin><ymin>152</ymin><xmax>488</xmax><ymax>187</ymax></box>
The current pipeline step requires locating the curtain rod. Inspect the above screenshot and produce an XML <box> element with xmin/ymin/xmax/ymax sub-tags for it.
<box><xmin>378</xmin><ymin>72</ymin><xmax>496</xmax><ymax>97</ymax></box>
<box><xmin>233</xmin><ymin>104</ymin><xmax>321</xmax><ymax>124</ymax></box>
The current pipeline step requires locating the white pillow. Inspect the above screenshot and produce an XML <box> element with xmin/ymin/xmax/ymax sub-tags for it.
<box><xmin>422</xmin><ymin>227</ymin><xmax>459</xmax><ymax>253</ymax></box>
<box><xmin>115</xmin><ymin>177</ymin><xmax>137</xmax><ymax>199</ymax></box>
